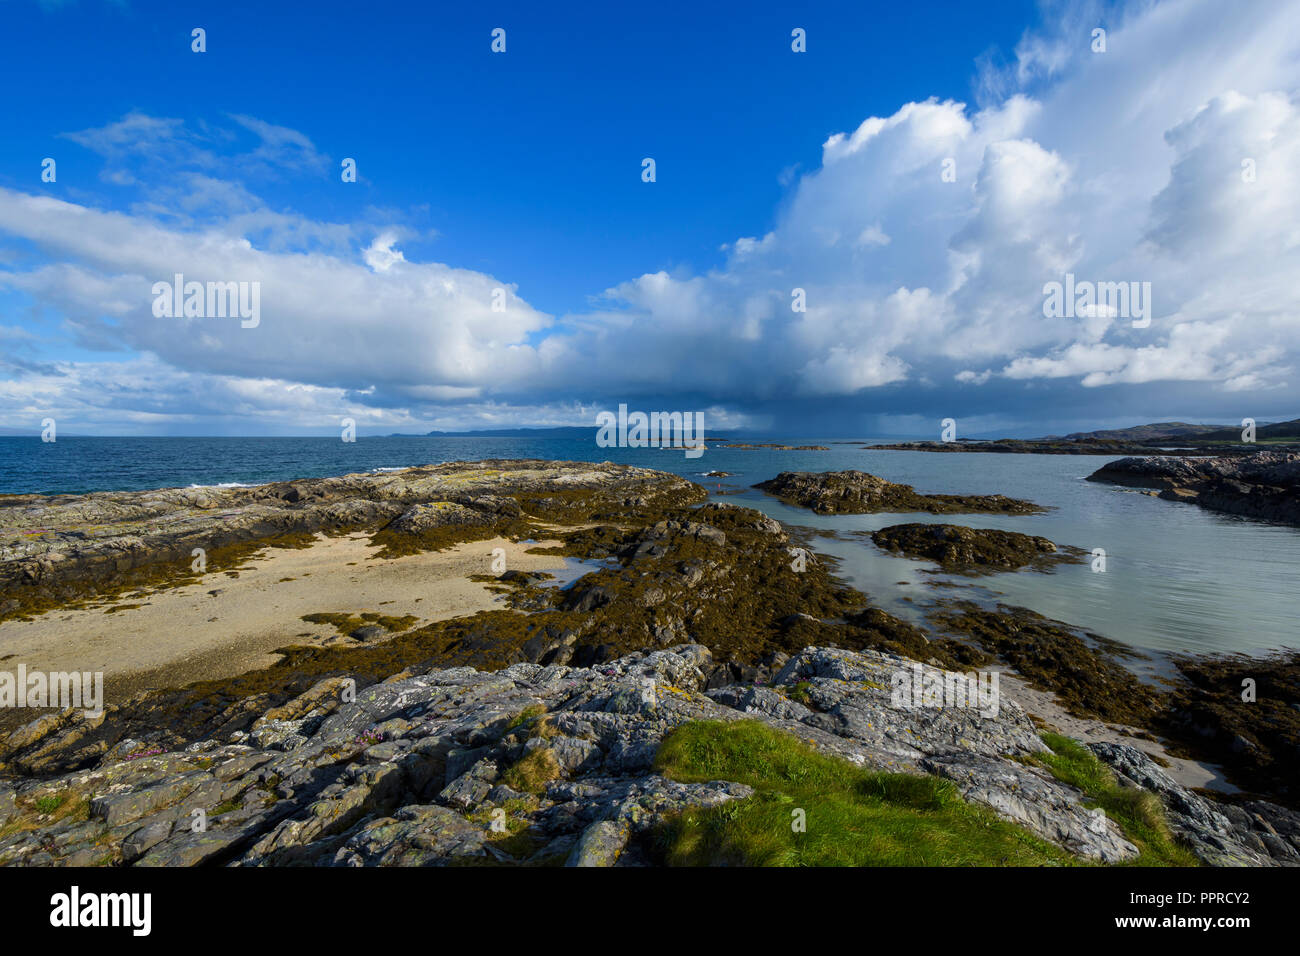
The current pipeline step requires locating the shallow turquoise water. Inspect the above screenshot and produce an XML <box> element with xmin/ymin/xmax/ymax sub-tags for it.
<box><xmin>714</xmin><ymin>449</ymin><xmax>1300</xmax><ymax>660</ymax></box>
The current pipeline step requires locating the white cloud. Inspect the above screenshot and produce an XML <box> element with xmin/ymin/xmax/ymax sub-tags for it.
<box><xmin>363</xmin><ymin>232</ymin><xmax>407</xmax><ymax>273</ymax></box>
<box><xmin>572</xmin><ymin>0</ymin><xmax>1300</xmax><ymax>403</ymax></box>
<box><xmin>0</xmin><ymin>188</ymin><xmax>553</xmax><ymax>402</ymax></box>
<box><xmin>856</xmin><ymin>225</ymin><xmax>891</xmax><ymax>247</ymax></box>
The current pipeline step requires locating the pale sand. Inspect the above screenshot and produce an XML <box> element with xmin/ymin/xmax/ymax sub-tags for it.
<box><xmin>0</xmin><ymin>532</ymin><xmax>570</xmax><ymax>701</ymax></box>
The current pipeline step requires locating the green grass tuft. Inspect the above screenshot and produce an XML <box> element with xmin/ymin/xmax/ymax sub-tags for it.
<box><xmin>506</xmin><ymin>704</ymin><xmax>547</xmax><ymax>731</ymax></box>
<box><xmin>34</xmin><ymin>795</ymin><xmax>64</xmax><ymax>814</ymax></box>
<box><xmin>651</xmin><ymin>720</ymin><xmax>1075</xmax><ymax>867</ymax></box>
<box><xmin>785</xmin><ymin>682</ymin><xmax>813</xmax><ymax>706</ymax></box>
<box><xmin>502</xmin><ymin>748</ymin><xmax>563</xmax><ymax>795</ymax></box>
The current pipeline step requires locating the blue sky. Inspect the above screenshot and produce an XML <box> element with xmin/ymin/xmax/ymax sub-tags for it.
<box><xmin>1</xmin><ymin>0</ymin><xmax>1298</xmax><ymax>436</ymax></box>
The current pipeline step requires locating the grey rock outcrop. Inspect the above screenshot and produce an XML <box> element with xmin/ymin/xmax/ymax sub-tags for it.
<box><xmin>1</xmin><ymin>643</ymin><xmax>1292</xmax><ymax>867</ymax></box>
<box><xmin>1087</xmin><ymin>452</ymin><xmax>1300</xmax><ymax>527</ymax></box>
<box><xmin>1088</xmin><ymin>741</ymin><xmax>1297</xmax><ymax>866</ymax></box>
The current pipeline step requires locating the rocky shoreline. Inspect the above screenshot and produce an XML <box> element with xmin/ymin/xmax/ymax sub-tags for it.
<box><xmin>1086</xmin><ymin>451</ymin><xmax>1300</xmax><ymax>528</ymax></box>
<box><xmin>753</xmin><ymin>470</ymin><xmax>1043</xmax><ymax>516</ymax></box>
<box><xmin>0</xmin><ymin>459</ymin><xmax>705</xmax><ymax>623</ymax></box>
<box><xmin>866</xmin><ymin>439</ymin><xmax>1268</xmax><ymax>456</ymax></box>
<box><xmin>1</xmin><ymin>460</ymin><xmax>1297</xmax><ymax>867</ymax></box>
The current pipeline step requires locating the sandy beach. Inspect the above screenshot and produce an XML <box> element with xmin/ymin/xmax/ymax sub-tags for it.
<box><xmin>0</xmin><ymin>531</ymin><xmax>571</xmax><ymax>705</ymax></box>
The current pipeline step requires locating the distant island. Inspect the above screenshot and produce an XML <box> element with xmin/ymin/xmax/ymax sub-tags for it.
<box><xmin>387</xmin><ymin>426</ymin><xmax>744</xmax><ymax>440</ymax></box>
<box><xmin>868</xmin><ymin>418</ymin><xmax>1300</xmax><ymax>455</ymax></box>
<box><xmin>1050</xmin><ymin>419</ymin><xmax>1300</xmax><ymax>444</ymax></box>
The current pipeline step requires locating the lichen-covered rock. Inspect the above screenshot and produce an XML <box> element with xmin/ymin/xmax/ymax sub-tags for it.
<box><xmin>0</xmin><ymin>643</ymin><xmax>1289</xmax><ymax>867</ymax></box>
<box><xmin>389</xmin><ymin>502</ymin><xmax>496</xmax><ymax>534</ymax></box>
<box><xmin>921</xmin><ymin>754</ymin><xmax>1139</xmax><ymax>863</ymax></box>
<box><xmin>567</xmin><ymin>819</ymin><xmax>630</xmax><ymax>867</ymax></box>
<box><xmin>333</xmin><ymin>805</ymin><xmax>490</xmax><ymax>866</ymax></box>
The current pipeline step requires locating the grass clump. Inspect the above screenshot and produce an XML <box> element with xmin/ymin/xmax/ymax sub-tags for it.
<box><xmin>506</xmin><ymin>704</ymin><xmax>547</xmax><ymax>731</ymax></box>
<box><xmin>34</xmin><ymin>795</ymin><xmax>64</xmax><ymax>814</ymax></box>
<box><xmin>651</xmin><ymin>720</ymin><xmax>1074</xmax><ymax>867</ymax></box>
<box><xmin>465</xmin><ymin>797</ymin><xmax>550</xmax><ymax>862</ymax></box>
<box><xmin>785</xmin><ymin>682</ymin><xmax>813</xmax><ymax>707</ymax></box>
<box><xmin>502</xmin><ymin>748</ymin><xmax>563</xmax><ymax>795</ymax></box>
<box><xmin>0</xmin><ymin>795</ymin><xmax>90</xmax><ymax>841</ymax></box>
<box><xmin>1027</xmin><ymin>733</ymin><xmax>1199</xmax><ymax>867</ymax></box>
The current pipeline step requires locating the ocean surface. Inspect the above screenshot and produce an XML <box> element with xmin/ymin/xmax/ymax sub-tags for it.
<box><xmin>2</xmin><ymin>435</ymin><xmax>1296</xmax><ymax>659</ymax></box>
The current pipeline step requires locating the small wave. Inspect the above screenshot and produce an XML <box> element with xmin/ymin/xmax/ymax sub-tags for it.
<box><xmin>187</xmin><ymin>481</ymin><xmax>258</xmax><ymax>489</ymax></box>
<box><xmin>369</xmin><ymin>466</ymin><xmax>409</xmax><ymax>473</ymax></box>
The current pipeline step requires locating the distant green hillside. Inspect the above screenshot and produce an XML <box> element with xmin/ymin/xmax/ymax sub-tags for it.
<box><xmin>1059</xmin><ymin>421</ymin><xmax>1222</xmax><ymax>442</ymax></box>
<box><xmin>1046</xmin><ymin>419</ymin><xmax>1298</xmax><ymax>444</ymax></box>
<box><xmin>1189</xmin><ymin>418</ymin><xmax>1300</xmax><ymax>442</ymax></box>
